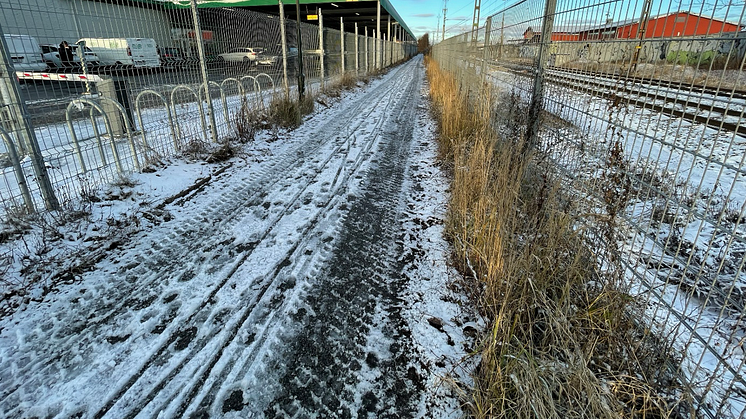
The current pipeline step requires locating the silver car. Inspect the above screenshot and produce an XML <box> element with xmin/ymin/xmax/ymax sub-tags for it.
<box><xmin>218</xmin><ymin>47</ymin><xmax>264</xmax><ymax>64</ymax></box>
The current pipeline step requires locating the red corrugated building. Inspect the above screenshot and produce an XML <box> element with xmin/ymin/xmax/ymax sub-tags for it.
<box><xmin>551</xmin><ymin>32</ymin><xmax>581</xmax><ymax>41</ymax></box>
<box><xmin>576</xmin><ymin>11</ymin><xmax>742</xmax><ymax>41</ymax></box>
<box><xmin>616</xmin><ymin>11</ymin><xmax>741</xmax><ymax>38</ymax></box>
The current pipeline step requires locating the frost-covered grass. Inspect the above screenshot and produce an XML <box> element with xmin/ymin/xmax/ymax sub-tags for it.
<box><xmin>426</xmin><ymin>57</ymin><xmax>691</xmax><ymax>418</ymax></box>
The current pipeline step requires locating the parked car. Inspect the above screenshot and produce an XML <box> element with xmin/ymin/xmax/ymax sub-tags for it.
<box><xmin>79</xmin><ymin>37</ymin><xmax>160</xmax><ymax>69</ymax></box>
<box><xmin>41</xmin><ymin>43</ymin><xmax>99</xmax><ymax>70</ymax></box>
<box><xmin>256</xmin><ymin>46</ymin><xmax>297</xmax><ymax>67</ymax></box>
<box><xmin>218</xmin><ymin>47</ymin><xmax>264</xmax><ymax>64</ymax></box>
<box><xmin>158</xmin><ymin>46</ymin><xmax>185</xmax><ymax>68</ymax></box>
<box><xmin>72</xmin><ymin>44</ymin><xmax>100</xmax><ymax>67</ymax></box>
<box><xmin>2</xmin><ymin>34</ymin><xmax>46</xmax><ymax>72</ymax></box>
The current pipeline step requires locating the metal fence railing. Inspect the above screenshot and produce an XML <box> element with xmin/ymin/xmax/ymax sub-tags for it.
<box><xmin>0</xmin><ymin>0</ymin><xmax>417</xmax><ymax>220</ymax></box>
<box><xmin>432</xmin><ymin>0</ymin><xmax>746</xmax><ymax>417</ymax></box>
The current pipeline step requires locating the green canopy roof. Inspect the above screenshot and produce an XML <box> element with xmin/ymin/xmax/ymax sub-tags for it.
<box><xmin>164</xmin><ymin>0</ymin><xmax>414</xmax><ymax>40</ymax></box>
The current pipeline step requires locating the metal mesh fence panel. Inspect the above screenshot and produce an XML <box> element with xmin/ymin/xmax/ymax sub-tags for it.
<box><xmin>433</xmin><ymin>0</ymin><xmax>746</xmax><ymax>416</ymax></box>
<box><xmin>345</xmin><ymin>31</ymin><xmax>357</xmax><ymax>74</ymax></box>
<box><xmin>1</xmin><ymin>0</ymin><xmax>395</xmax><ymax>222</ymax></box>
<box><xmin>324</xmin><ymin>27</ymin><xmax>343</xmax><ymax>79</ymax></box>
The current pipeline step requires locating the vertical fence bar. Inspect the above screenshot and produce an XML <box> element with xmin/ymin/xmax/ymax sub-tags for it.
<box><xmin>524</xmin><ymin>0</ymin><xmax>557</xmax><ymax>152</ymax></box>
<box><xmin>279</xmin><ymin>0</ymin><xmax>290</xmax><ymax>96</ymax></box>
<box><xmin>295</xmin><ymin>0</ymin><xmax>305</xmax><ymax>100</ymax></box>
<box><xmin>480</xmin><ymin>16</ymin><xmax>492</xmax><ymax>97</ymax></box>
<box><xmin>387</xmin><ymin>15</ymin><xmax>391</xmax><ymax>67</ymax></box>
<box><xmin>498</xmin><ymin>13</ymin><xmax>504</xmax><ymax>60</ymax></box>
<box><xmin>381</xmin><ymin>34</ymin><xmax>389</xmax><ymax>68</ymax></box>
<box><xmin>340</xmin><ymin>17</ymin><xmax>345</xmax><ymax>74</ymax></box>
<box><xmin>365</xmin><ymin>26</ymin><xmax>369</xmax><ymax>74</ymax></box>
<box><xmin>355</xmin><ymin>23</ymin><xmax>359</xmax><ymax>74</ymax></box>
<box><xmin>319</xmin><ymin>8</ymin><xmax>325</xmax><ymax>87</ymax></box>
<box><xmin>376</xmin><ymin>0</ymin><xmax>381</xmax><ymax>70</ymax></box>
<box><xmin>190</xmin><ymin>0</ymin><xmax>218</xmax><ymax>143</ymax></box>
<box><xmin>0</xmin><ymin>127</ymin><xmax>34</xmax><ymax>213</ymax></box>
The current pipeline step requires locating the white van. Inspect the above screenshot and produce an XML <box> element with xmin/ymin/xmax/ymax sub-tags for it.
<box><xmin>79</xmin><ymin>38</ymin><xmax>160</xmax><ymax>68</ymax></box>
<box><xmin>2</xmin><ymin>34</ymin><xmax>46</xmax><ymax>72</ymax></box>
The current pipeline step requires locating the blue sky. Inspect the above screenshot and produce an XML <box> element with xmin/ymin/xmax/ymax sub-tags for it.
<box><xmin>391</xmin><ymin>0</ymin><xmax>488</xmax><ymax>40</ymax></box>
<box><xmin>391</xmin><ymin>0</ymin><xmax>746</xmax><ymax>42</ymax></box>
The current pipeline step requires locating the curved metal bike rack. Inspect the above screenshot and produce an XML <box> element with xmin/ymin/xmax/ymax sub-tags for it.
<box><xmin>66</xmin><ymin>97</ymin><xmax>141</xmax><ymax>174</ymax></box>
<box><xmin>88</xmin><ymin>107</ymin><xmax>107</xmax><ymax>166</ymax></box>
<box><xmin>200</xmin><ymin>81</ymin><xmax>229</xmax><ymax>128</ymax></box>
<box><xmin>0</xmin><ymin>126</ymin><xmax>34</xmax><ymax>213</ymax></box>
<box><xmin>220</xmin><ymin>78</ymin><xmax>244</xmax><ymax>121</ymax></box>
<box><xmin>255</xmin><ymin>73</ymin><xmax>276</xmax><ymax>107</ymax></box>
<box><xmin>256</xmin><ymin>73</ymin><xmax>275</xmax><ymax>91</ymax></box>
<box><xmin>135</xmin><ymin>89</ymin><xmax>179</xmax><ymax>153</ymax></box>
<box><xmin>170</xmin><ymin>85</ymin><xmax>208</xmax><ymax>142</ymax></box>
<box><xmin>240</xmin><ymin>75</ymin><xmax>263</xmax><ymax>109</ymax></box>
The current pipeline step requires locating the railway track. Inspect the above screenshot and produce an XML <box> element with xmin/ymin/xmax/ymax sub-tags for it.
<box><xmin>502</xmin><ymin>63</ymin><xmax>746</xmax><ymax>137</ymax></box>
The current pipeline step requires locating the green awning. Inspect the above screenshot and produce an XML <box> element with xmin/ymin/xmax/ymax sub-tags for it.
<box><xmin>164</xmin><ymin>0</ymin><xmax>415</xmax><ymax>40</ymax></box>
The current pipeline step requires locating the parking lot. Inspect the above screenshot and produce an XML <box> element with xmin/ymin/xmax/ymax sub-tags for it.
<box><xmin>18</xmin><ymin>62</ymin><xmax>289</xmax><ymax>126</ymax></box>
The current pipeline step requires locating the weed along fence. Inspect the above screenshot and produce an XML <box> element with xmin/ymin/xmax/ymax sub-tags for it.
<box><xmin>432</xmin><ymin>0</ymin><xmax>746</xmax><ymax>417</ymax></box>
<box><xmin>0</xmin><ymin>0</ymin><xmax>417</xmax><ymax>220</ymax></box>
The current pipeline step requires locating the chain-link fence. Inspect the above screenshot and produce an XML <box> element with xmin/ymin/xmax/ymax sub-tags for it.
<box><xmin>432</xmin><ymin>0</ymin><xmax>746</xmax><ymax>417</ymax></box>
<box><xmin>0</xmin><ymin>0</ymin><xmax>416</xmax><ymax>220</ymax></box>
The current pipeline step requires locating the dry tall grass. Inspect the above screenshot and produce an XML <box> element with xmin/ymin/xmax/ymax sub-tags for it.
<box><xmin>425</xmin><ymin>57</ymin><xmax>689</xmax><ymax>418</ymax></box>
<box><xmin>268</xmin><ymin>91</ymin><xmax>316</xmax><ymax>129</ymax></box>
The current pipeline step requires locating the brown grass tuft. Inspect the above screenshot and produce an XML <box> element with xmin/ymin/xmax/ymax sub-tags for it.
<box><xmin>425</xmin><ymin>56</ymin><xmax>688</xmax><ymax>419</ymax></box>
<box><xmin>268</xmin><ymin>91</ymin><xmax>315</xmax><ymax>130</ymax></box>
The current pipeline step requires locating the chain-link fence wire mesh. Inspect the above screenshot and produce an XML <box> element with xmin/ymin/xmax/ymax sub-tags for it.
<box><xmin>1</xmin><ymin>0</ymin><xmax>409</xmax><ymax>221</ymax></box>
<box><xmin>432</xmin><ymin>0</ymin><xmax>746</xmax><ymax>416</ymax></box>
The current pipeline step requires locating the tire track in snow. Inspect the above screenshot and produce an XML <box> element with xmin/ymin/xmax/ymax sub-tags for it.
<box><xmin>209</xmin><ymin>57</ymin><xmax>426</xmax><ymax>418</ymax></box>
<box><xmin>0</xmin><ymin>63</ymin><xmax>415</xmax><ymax>419</ymax></box>
<box><xmin>111</xmin><ymin>66</ymin><xmax>419</xmax><ymax>419</ymax></box>
<box><xmin>90</xmin><ymin>63</ymin><xmax>417</xmax><ymax>419</ymax></box>
<box><xmin>173</xmin><ymin>64</ymin><xmax>425</xmax><ymax>418</ymax></box>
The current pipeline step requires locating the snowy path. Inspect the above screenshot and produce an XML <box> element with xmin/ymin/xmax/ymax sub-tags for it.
<box><xmin>0</xmin><ymin>56</ymin><xmax>469</xmax><ymax>418</ymax></box>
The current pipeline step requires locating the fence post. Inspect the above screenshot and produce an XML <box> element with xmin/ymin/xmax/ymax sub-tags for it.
<box><xmin>319</xmin><ymin>8</ymin><xmax>325</xmax><ymax>87</ymax></box>
<box><xmin>376</xmin><ymin>0</ymin><xmax>381</xmax><ymax>69</ymax></box>
<box><xmin>0</xmin><ymin>127</ymin><xmax>34</xmax><ymax>213</ymax></box>
<box><xmin>340</xmin><ymin>17</ymin><xmax>345</xmax><ymax>74</ymax></box>
<box><xmin>524</xmin><ymin>0</ymin><xmax>557</xmax><ymax>152</ymax></box>
<box><xmin>365</xmin><ymin>27</ymin><xmax>369</xmax><ymax>74</ymax></box>
<box><xmin>0</xmin><ymin>25</ymin><xmax>58</xmax><ymax>210</ymax></box>
<box><xmin>387</xmin><ymin>15</ymin><xmax>391</xmax><ymax>66</ymax></box>
<box><xmin>190</xmin><ymin>0</ymin><xmax>219</xmax><ymax>143</ymax></box>
<box><xmin>382</xmin><ymin>36</ymin><xmax>386</xmax><ymax>68</ymax></box>
<box><xmin>498</xmin><ymin>13</ymin><xmax>505</xmax><ymax>60</ymax></box>
<box><xmin>295</xmin><ymin>0</ymin><xmax>305</xmax><ymax>100</ymax></box>
<box><xmin>278</xmin><ymin>0</ymin><xmax>290</xmax><ymax>96</ymax></box>
<box><xmin>355</xmin><ymin>23</ymin><xmax>359</xmax><ymax>74</ymax></box>
<box><xmin>480</xmin><ymin>16</ymin><xmax>492</xmax><ymax>96</ymax></box>
<box><xmin>97</xmin><ymin>78</ymin><xmax>125</xmax><ymax>137</ymax></box>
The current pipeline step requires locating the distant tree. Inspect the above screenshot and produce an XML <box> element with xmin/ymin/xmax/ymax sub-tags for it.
<box><xmin>417</xmin><ymin>33</ymin><xmax>430</xmax><ymax>53</ymax></box>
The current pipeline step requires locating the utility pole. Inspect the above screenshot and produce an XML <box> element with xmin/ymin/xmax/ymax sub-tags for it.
<box><xmin>630</xmin><ymin>0</ymin><xmax>652</xmax><ymax>72</ymax></box>
<box><xmin>442</xmin><ymin>4</ymin><xmax>447</xmax><ymax>42</ymax></box>
<box><xmin>470</xmin><ymin>0</ymin><xmax>481</xmax><ymax>44</ymax></box>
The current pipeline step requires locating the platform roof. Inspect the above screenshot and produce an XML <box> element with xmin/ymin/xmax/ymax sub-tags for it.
<box><xmin>165</xmin><ymin>0</ymin><xmax>415</xmax><ymax>41</ymax></box>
